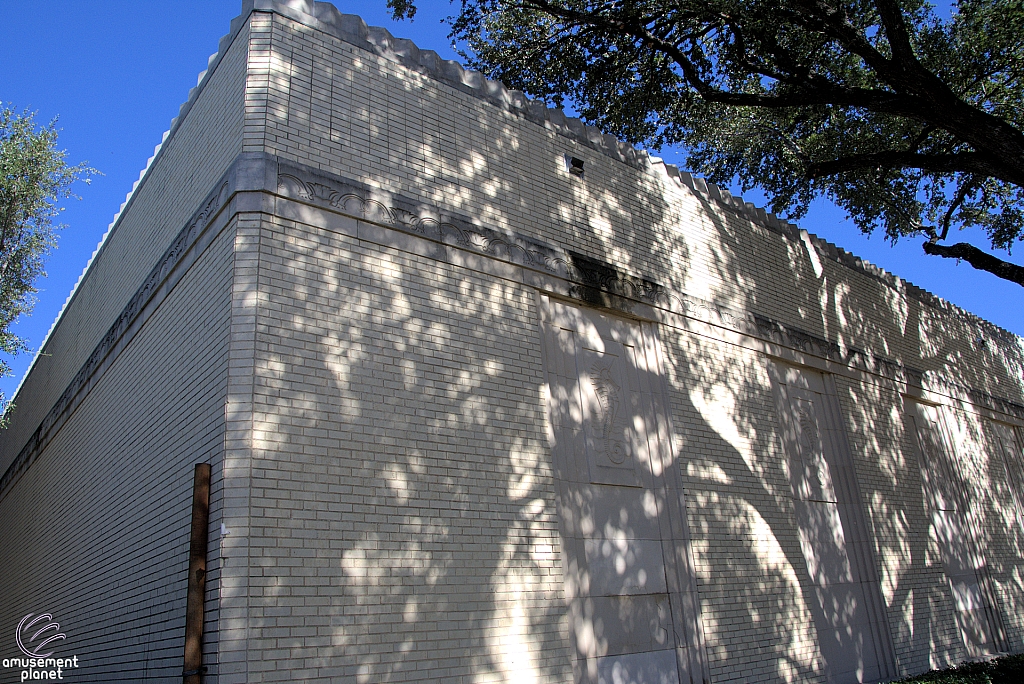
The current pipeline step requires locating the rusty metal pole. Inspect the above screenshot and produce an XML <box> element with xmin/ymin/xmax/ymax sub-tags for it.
<box><xmin>183</xmin><ymin>463</ymin><xmax>211</xmax><ymax>684</ymax></box>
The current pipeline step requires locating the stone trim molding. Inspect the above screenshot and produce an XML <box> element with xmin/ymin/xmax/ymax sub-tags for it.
<box><xmin>274</xmin><ymin>158</ymin><xmax>1021</xmax><ymax>406</ymax></box>
<box><xmin>278</xmin><ymin>163</ymin><xmax>841</xmax><ymax>358</ymax></box>
<box><xmin>47</xmin><ymin>0</ymin><xmax>1011</xmax><ymax>406</ymax></box>
<box><xmin>904</xmin><ymin>367</ymin><xmax>1024</xmax><ymax>423</ymax></box>
<box><xmin>41</xmin><ymin>0</ymin><xmax>1010</xmax><ymax>415</ymax></box>
<box><xmin>3</xmin><ymin>152</ymin><xmax>1022</xmax><ymax>501</ymax></box>
<box><xmin>0</xmin><ymin>155</ymin><xmax>265</xmax><ymax>499</ymax></box>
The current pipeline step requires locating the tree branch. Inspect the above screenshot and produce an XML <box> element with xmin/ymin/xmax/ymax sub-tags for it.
<box><xmin>778</xmin><ymin>1</ymin><xmax>1024</xmax><ymax>177</ymax></box>
<box><xmin>806</xmin><ymin>150</ymin><xmax>1014</xmax><ymax>183</ymax></box>
<box><xmin>786</xmin><ymin>0</ymin><xmax>895</xmax><ymax>76</ymax></box>
<box><xmin>873</xmin><ymin>0</ymin><xmax>918</xmax><ymax>64</ymax></box>
<box><xmin>937</xmin><ymin>180</ymin><xmax>976</xmax><ymax>241</ymax></box>
<box><xmin>519</xmin><ymin>0</ymin><xmax>919</xmax><ymax>112</ymax></box>
<box><xmin>507</xmin><ymin>0</ymin><xmax>1024</xmax><ymax>190</ymax></box>
<box><xmin>922</xmin><ymin>241</ymin><xmax>1024</xmax><ymax>286</ymax></box>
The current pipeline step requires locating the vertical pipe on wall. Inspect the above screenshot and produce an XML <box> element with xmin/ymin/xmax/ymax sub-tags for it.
<box><xmin>183</xmin><ymin>463</ymin><xmax>211</xmax><ymax>684</ymax></box>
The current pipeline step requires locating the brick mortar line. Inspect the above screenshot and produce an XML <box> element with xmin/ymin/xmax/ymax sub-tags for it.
<box><xmin>270</xmin><ymin>155</ymin><xmax>1024</xmax><ymax>420</ymax></box>
<box><xmin>0</xmin><ymin>165</ymin><xmax>246</xmax><ymax>501</ymax></box>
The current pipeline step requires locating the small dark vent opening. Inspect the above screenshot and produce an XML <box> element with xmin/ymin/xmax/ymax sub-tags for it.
<box><xmin>566</xmin><ymin>155</ymin><xmax>585</xmax><ymax>177</ymax></box>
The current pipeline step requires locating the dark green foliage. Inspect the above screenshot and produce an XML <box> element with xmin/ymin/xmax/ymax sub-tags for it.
<box><xmin>0</xmin><ymin>107</ymin><xmax>93</xmax><ymax>413</ymax></box>
<box><xmin>392</xmin><ymin>0</ymin><xmax>1024</xmax><ymax>285</ymax></box>
<box><xmin>892</xmin><ymin>653</ymin><xmax>1024</xmax><ymax>683</ymax></box>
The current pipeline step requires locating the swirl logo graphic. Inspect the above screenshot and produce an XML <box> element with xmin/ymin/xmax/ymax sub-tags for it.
<box><xmin>16</xmin><ymin>613</ymin><xmax>65</xmax><ymax>658</ymax></box>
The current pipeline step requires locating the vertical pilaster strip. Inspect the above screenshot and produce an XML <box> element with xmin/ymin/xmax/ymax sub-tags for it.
<box><xmin>243</xmin><ymin>11</ymin><xmax>273</xmax><ymax>155</ymax></box>
<box><xmin>184</xmin><ymin>463</ymin><xmax>212</xmax><ymax>684</ymax></box>
<box><xmin>215</xmin><ymin>9</ymin><xmax>272</xmax><ymax>681</ymax></box>
<box><xmin>647</xmin><ymin>323</ymin><xmax>710</xmax><ymax>684</ymax></box>
<box><xmin>770</xmin><ymin>362</ymin><xmax>896</xmax><ymax>683</ymax></box>
<box><xmin>218</xmin><ymin>214</ymin><xmax>262</xmax><ymax>684</ymax></box>
<box><xmin>821</xmin><ymin>373</ymin><xmax>899</xmax><ymax>681</ymax></box>
<box><xmin>906</xmin><ymin>400</ymin><xmax>1009</xmax><ymax>657</ymax></box>
<box><xmin>539</xmin><ymin>295</ymin><xmax>708</xmax><ymax>684</ymax></box>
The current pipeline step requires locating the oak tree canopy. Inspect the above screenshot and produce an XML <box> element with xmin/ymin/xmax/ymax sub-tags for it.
<box><xmin>0</xmin><ymin>107</ymin><xmax>93</xmax><ymax>413</ymax></box>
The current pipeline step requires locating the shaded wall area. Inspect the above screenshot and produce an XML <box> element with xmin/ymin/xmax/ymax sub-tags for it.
<box><xmin>241</xmin><ymin>211</ymin><xmax>570</xmax><ymax>682</ymax></box>
<box><xmin>236</xmin><ymin>164</ymin><xmax>1024</xmax><ymax>681</ymax></box>
<box><xmin>0</xmin><ymin>224</ymin><xmax>234</xmax><ymax>683</ymax></box>
<box><xmin>246</xmin><ymin>3</ymin><xmax>1024</xmax><ymax>395</ymax></box>
<box><xmin>234</xmin><ymin>5</ymin><xmax>1024</xmax><ymax>678</ymax></box>
<box><xmin>1</xmin><ymin>2</ymin><xmax>1023</xmax><ymax>684</ymax></box>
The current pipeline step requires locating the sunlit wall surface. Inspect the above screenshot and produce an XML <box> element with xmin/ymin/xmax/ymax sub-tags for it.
<box><xmin>0</xmin><ymin>2</ymin><xmax>1023</xmax><ymax>683</ymax></box>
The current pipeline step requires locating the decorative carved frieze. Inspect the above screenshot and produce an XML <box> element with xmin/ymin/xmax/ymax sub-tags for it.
<box><xmin>4</xmin><ymin>153</ymin><xmax>1022</xmax><ymax>499</ymax></box>
<box><xmin>276</xmin><ymin>160</ymin><xmax>1009</xmax><ymax>395</ymax></box>
<box><xmin>0</xmin><ymin>180</ymin><xmax>232</xmax><ymax>497</ymax></box>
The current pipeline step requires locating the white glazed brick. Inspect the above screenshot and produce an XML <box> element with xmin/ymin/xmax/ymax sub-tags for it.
<box><xmin>243</xmin><ymin>8</ymin><xmax>1024</xmax><ymax>681</ymax></box>
<box><xmin>1</xmin><ymin>4</ymin><xmax>1023</xmax><ymax>684</ymax></box>
<box><xmin>659</xmin><ymin>331</ymin><xmax>828</xmax><ymax>683</ymax></box>
<box><xmin>831</xmin><ymin>374</ymin><xmax>967</xmax><ymax>675</ymax></box>
<box><xmin>0</xmin><ymin>24</ymin><xmax>250</xmax><ymax>470</ymax></box>
<box><xmin>241</xmin><ymin>213</ymin><xmax>570</xmax><ymax>683</ymax></box>
<box><xmin>0</xmin><ymin>225</ymin><xmax>234</xmax><ymax>683</ymax></box>
<box><xmin>253</xmin><ymin>10</ymin><xmax>1021</xmax><ymax>395</ymax></box>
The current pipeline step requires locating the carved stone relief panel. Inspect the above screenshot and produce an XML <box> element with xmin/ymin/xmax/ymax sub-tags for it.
<box><xmin>771</xmin><ymin>363</ymin><xmax>896</xmax><ymax>684</ymax></box>
<box><xmin>540</xmin><ymin>295</ymin><xmax>707</xmax><ymax>684</ymax></box>
<box><xmin>579</xmin><ymin>341</ymin><xmax>644</xmax><ymax>488</ymax></box>
<box><xmin>906</xmin><ymin>400</ymin><xmax>1008</xmax><ymax>657</ymax></box>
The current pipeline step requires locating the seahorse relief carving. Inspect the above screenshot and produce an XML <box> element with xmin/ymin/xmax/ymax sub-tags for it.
<box><xmin>590</xmin><ymin>361</ymin><xmax>628</xmax><ymax>465</ymax></box>
<box><xmin>796</xmin><ymin>403</ymin><xmax>831</xmax><ymax>498</ymax></box>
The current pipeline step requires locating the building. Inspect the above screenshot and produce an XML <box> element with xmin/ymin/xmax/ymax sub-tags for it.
<box><xmin>2</xmin><ymin>1</ymin><xmax>1023</xmax><ymax>682</ymax></box>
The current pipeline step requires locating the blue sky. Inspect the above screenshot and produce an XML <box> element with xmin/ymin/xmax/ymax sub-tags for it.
<box><xmin>1</xmin><ymin>1</ymin><xmax>1020</xmax><ymax>402</ymax></box>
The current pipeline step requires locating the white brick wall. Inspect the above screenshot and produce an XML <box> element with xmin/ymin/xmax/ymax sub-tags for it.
<box><xmin>0</xmin><ymin>22</ymin><xmax>249</xmax><ymax>471</ymax></box>
<box><xmin>239</xmin><ymin>9</ymin><xmax>1024</xmax><ymax>680</ymax></box>
<box><xmin>237</xmin><ymin>213</ymin><xmax>569</xmax><ymax>683</ymax></box>
<box><xmin>0</xmin><ymin>224</ymin><xmax>233</xmax><ymax>683</ymax></box>
<box><xmin>250</xmin><ymin>7</ymin><xmax>1023</xmax><ymax>396</ymax></box>
<box><xmin>1</xmin><ymin>3</ymin><xmax>1023</xmax><ymax>683</ymax></box>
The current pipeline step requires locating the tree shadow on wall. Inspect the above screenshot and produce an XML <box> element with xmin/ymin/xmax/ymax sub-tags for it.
<box><xmin>247</xmin><ymin>183</ymin><xmax>895</xmax><ymax>683</ymax></box>
<box><xmin>251</xmin><ymin>24</ymin><xmax>1024</xmax><ymax>681</ymax></box>
<box><xmin>248</xmin><ymin>219</ymin><xmax>576</xmax><ymax>682</ymax></box>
